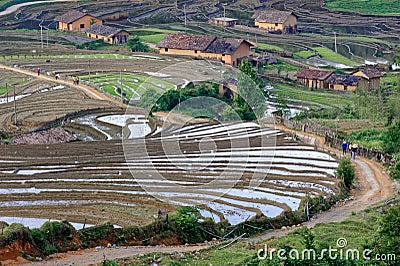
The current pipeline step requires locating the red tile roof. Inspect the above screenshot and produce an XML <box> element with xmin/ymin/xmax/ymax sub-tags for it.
<box><xmin>296</xmin><ymin>69</ymin><xmax>333</xmax><ymax>80</ymax></box>
<box><xmin>85</xmin><ymin>24</ymin><xmax>127</xmax><ymax>37</ymax></box>
<box><xmin>158</xmin><ymin>33</ymin><xmax>252</xmax><ymax>55</ymax></box>
<box><xmin>326</xmin><ymin>74</ymin><xmax>361</xmax><ymax>86</ymax></box>
<box><xmin>158</xmin><ymin>33</ymin><xmax>216</xmax><ymax>51</ymax></box>
<box><xmin>252</xmin><ymin>10</ymin><xmax>294</xmax><ymax>23</ymax></box>
<box><xmin>355</xmin><ymin>68</ymin><xmax>384</xmax><ymax>79</ymax></box>
<box><xmin>55</xmin><ymin>10</ymin><xmax>97</xmax><ymax>24</ymax></box>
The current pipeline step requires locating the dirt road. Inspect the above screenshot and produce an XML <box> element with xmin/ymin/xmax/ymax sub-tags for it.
<box><xmin>24</xmin><ymin>245</ymin><xmax>210</xmax><ymax>266</ymax></box>
<box><xmin>0</xmin><ymin>63</ymin><xmax>121</xmax><ymax>106</ymax></box>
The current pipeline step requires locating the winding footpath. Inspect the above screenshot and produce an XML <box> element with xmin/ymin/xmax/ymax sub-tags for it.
<box><xmin>0</xmin><ymin>63</ymin><xmax>123</xmax><ymax>106</ymax></box>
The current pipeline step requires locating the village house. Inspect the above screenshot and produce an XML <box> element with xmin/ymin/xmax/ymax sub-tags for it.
<box><xmin>211</xmin><ymin>17</ymin><xmax>238</xmax><ymax>27</ymax></box>
<box><xmin>296</xmin><ymin>68</ymin><xmax>333</xmax><ymax>89</ymax></box>
<box><xmin>325</xmin><ymin>74</ymin><xmax>361</xmax><ymax>91</ymax></box>
<box><xmin>55</xmin><ymin>10</ymin><xmax>102</xmax><ymax>32</ymax></box>
<box><xmin>157</xmin><ymin>33</ymin><xmax>253</xmax><ymax>66</ymax></box>
<box><xmin>352</xmin><ymin>67</ymin><xmax>384</xmax><ymax>90</ymax></box>
<box><xmin>85</xmin><ymin>24</ymin><xmax>130</xmax><ymax>45</ymax></box>
<box><xmin>252</xmin><ymin>10</ymin><xmax>297</xmax><ymax>34</ymax></box>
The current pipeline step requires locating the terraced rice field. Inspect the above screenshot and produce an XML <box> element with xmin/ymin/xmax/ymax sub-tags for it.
<box><xmin>79</xmin><ymin>72</ymin><xmax>174</xmax><ymax>100</ymax></box>
<box><xmin>0</xmin><ymin>70</ymin><xmax>115</xmax><ymax>133</ymax></box>
<box><xmin>0</xmin><ymin>120</ymin><xmax>340</xmax><ymax>226</ymax></box>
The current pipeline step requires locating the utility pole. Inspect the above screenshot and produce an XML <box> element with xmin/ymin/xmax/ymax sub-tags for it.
<box><xmin>223</xmin><ymin>4</ymin><xmax>226</xmax><ymax>19</ymax></box>
<box><xmin>334</xmin><ymin>32</ymin><xmax>337</xmax><ymax>53</ymax></box>
<box><xmin>88</xmin><ymin>59</ymin><xmax>91</xmax><ymax>83</ymax></box>
<box><xmin>184</xmin><ymin>4</ymin><xmax>187</xmax><ymax>31</ymax></box>
<box><xmin>5</xmin><ymin>83</ymin><xmax>8</xmax><ymax>103</ymax></box>
<box><xmin>120</xmin><ymin>71</ymin><xmax>123</xmax><ymax>109</ymax></box>
<box><xmin>13</xmin><ymin>84</ymin><xmax>17</xmax><ymax>126</ymax></box>
<box><xmin>39</xmin><ymin>20</ymin><xmax>44</xmax><ymax>48</ymax></box>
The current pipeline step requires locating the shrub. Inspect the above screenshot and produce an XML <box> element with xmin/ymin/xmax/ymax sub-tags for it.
<box><xmin>335</xmin><ymin>157</ymin><xmax>355</xmax><ymax>188</ymax></box>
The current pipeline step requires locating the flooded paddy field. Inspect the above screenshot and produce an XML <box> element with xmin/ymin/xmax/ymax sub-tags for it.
<box><xmin>0</xmin><ymin>121</ymin><xmax>340</xmax><ymax>227</ymax></box>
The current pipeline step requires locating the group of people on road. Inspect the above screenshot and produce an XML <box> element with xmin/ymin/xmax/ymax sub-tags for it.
<box><xmin>342</xmin><ymin>141</ymin><xmax>359</xmax><ymax>160</ymax></box>
<box><xmin>36</xmin><ymin>68</ymin><xmax>81</xmax><ymax>86</ymax></box>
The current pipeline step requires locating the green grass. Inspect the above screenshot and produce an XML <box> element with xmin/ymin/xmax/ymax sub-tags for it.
<box><xmin>79</xmin><ymin>72</ymin><xmax>172</xmax><ymax>99</ymax></box>
<box><xmin>273</xmin><ymin>83</ymin><xmax>354</xmax><ymax>108</ymax></box>
<box><xmin>1</xmin><ymin>53</ymin><xmax>160</xmax><ymax>60</ymax></box>
<box><xmin>138</xmin><ymin>34</ymin><xmax>166</xmax><ymax>44</ymax></box>
<box><xmin>256</xmin><ymin>43</ymin><xmax>284</xmax><ymax>52</ymax></box>
<box><xmin>314</xmin><ymin>47</ymin><xmax>359</xmax><ymax>66</ymax></box>
<box><xmin>124</xmin><ymin>197</ymin><xmax>400</xmax><ymax>265</ymax></box>
<box><xmin>325</xmin><ymin>0</ymin><xmax>400</xmax><ymax>15</ymax></box>
<box><xmin>295</xmin><ymin>50</ymin><xmax>316</xmax><ymax>59</ymax></box>
<box><xmin>300</xmin><ymin>33</ymin><xmax>393</xmax><ymax>46</ymax></box>
<box><xmin>381</xmin><ymin>72</ymin><xmax>400</xmax><ymax>91</ymax></box>
<box><xmin>264</xmin><ymin>60</ymin><xmax>301</xmax><ymax>72</ymax></box>
<box><xmin>344</xmin><ymin>128</ymin><xmax>387</xmax><ymax>150</ymax></box>
<box><xmin>0</xmin><ymin>85</ymin><xmax>12</xmax><ymax>95</ymax></box>
<box><xmin>132</xmin><ymin>27</ymin><xmax>179</xmax><ymax>34</ymax></box>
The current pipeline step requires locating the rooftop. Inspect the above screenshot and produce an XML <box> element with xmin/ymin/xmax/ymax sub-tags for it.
<box><xmin>296</xmin><ymin>69</ymin><xmax>333</xmax><ymax>80</ymax></box>
<box><xmin>355</xmin><ymin>67</ymin><xmax>385</xmax><ymax>79</ymax></box>
<box><xmin>252</xmin><ymin>10</ymin><xmax>294</xmax><ymax>23</ymax></box>
<box><xmin>85</xmin><ymin>24</ymin><xmax>127</xmax><ymax>37</ymax></box>
<box><xmin>158</xmin><ymin>33</ymin><xmax>252</xmax><ymax>55</ymax></box>
<box><xmin>326</xmin><ymin>74</ymin><xmax>362</xmax><ymax>86</ymax></box>
<box><xmin>55</xmin><ymin>10</ymin><xmax>95</xmax><ymax>24</ymax></box>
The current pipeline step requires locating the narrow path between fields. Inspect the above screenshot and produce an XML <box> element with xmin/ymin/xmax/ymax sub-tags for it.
<box><xmin>0</xmin><ymin>63</ymin><xmax>122</xmax><ymax>107</ymax></box>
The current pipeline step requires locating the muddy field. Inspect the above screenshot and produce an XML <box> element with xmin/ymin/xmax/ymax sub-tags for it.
<box><xmin>0</xmin><ymin>68</ymin><xmax>117</xmax><ymax>133</ymax></box>
<box><xmin>0</xmin><ymin>117</ymin><xmax>340</xmax><ymax>227</ymax></box>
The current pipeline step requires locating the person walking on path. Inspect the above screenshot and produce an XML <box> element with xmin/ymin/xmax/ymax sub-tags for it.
<box><xmin>352</xmin><ymin>143</ymin><xmax>358</xmax><ymax>160</ymax></box>
<box><xmin>55</xmin><ymin>72</ymin><xmax>60</xmax><ymax>80</ymax></box>
<box><xmin>349</xmin><ymin>142</ymin><xmax>353</xmax><ymax>158</ymax></box>
<box><xmin>341</xmin><ymin>141</ymin><xmax>347</xmax><ymax>155</ymax></box>
<box><xmin>36</xmin><ymin>68</ymin><xmax>41</xmax><ymax>76</ymax></box>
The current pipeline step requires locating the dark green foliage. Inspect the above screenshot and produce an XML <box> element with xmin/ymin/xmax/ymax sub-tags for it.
<box><xmin>100</xmin><ymin>259</ymin><xmax>118</xmax><ymax>266</ymax></box>
<box><xmin>170</xmin><ymin>206</ymin><xmax>202</xmax><ymax>243</ymax></box>
<box><xmin>382</xmin><ymin>120</ymin><xmax>400</xmax><ymax>155</ymax></box>
<box><xmin>76</xmin><ymin>40</ymin><xmax>111</xmax><ymax>50</ymax></box>
<box><xmin>34</xmin><ymin>221</ymin><xmax>78</xmax><ymax>255</ymax></box>
<box><xmin>150</xmin><ymin>82</ymin><xmax>229</xmax><ymax>119</ymax></box>
<box><xmin>126</xmin><ymin>36</ymin><xmax>150</xmax><ymax>52</ymax></box>
<box><xmin>139</xmin><ymin>88</ymin><xmax>162</xmax><ymax>109</ymax></box>
<box><xmin>335</xmin><ymin>157</ymin><xmax>355</xmax><ymax>188</ymax></box>
<box><xmin>79</xmin><ymin>222</ymin><xmax>119</xmax><ymax>248</ymax></box>
<box><xmin>374</xmin><ymin>205</ymin><xmax>400</xmax><ymax>259</ymax></box>
<box><xmin>300</xmin><ymin>227</ymin><xmax>315</xmax><ymax>249</ymax></box>
<box><xmin>232</xmin><ymin>60</ymin><xmax>265</xmax><ymax>121</ymax></box>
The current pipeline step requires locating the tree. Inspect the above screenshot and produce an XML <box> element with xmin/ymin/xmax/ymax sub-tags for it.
<box><xmin>140</xmin><ymin>88</ymin><xmax>162</xmax><ymax>109</ymax></box>
<box><xmin>126</xmin><ymin>36</ymin><xmax>149</xmax><ymax>52</ymax></box>
<box><xmin>335</xmin><ymin>157</ymin><xmax>355</xmax><ymax>188</ymax></box>
<box><xmin>233</xmin><ymin>60</ymin><xmax>265</xmax><ymax>121</ymax></box>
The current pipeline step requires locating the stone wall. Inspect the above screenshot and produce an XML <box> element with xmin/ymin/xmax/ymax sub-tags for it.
<box><xmin>277</xmin><ymin>116</ymin><xmax>396</xmax><ymax>166</ymax></box>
